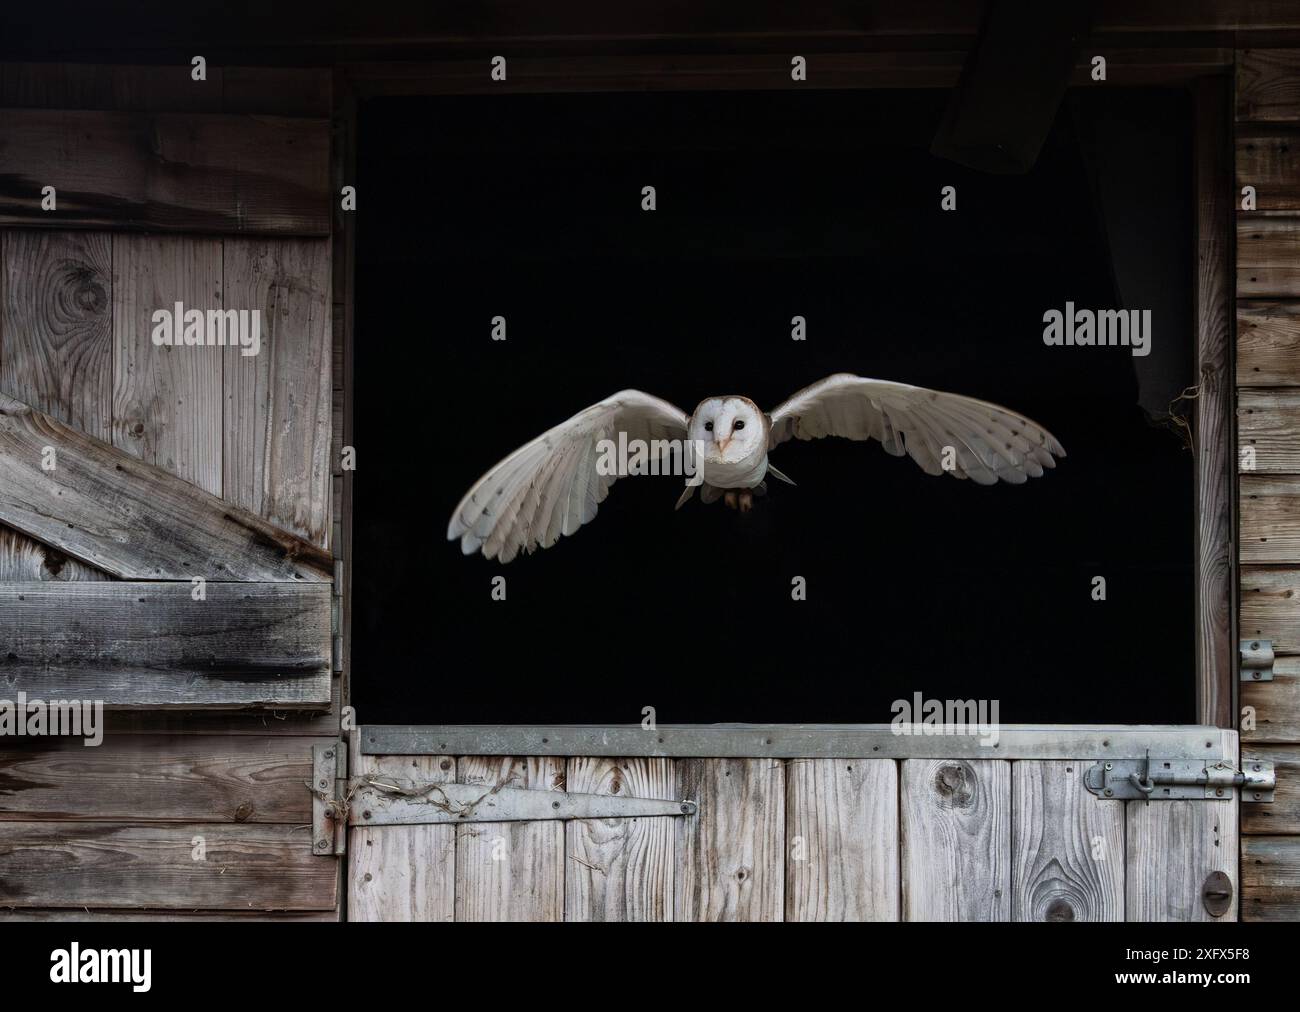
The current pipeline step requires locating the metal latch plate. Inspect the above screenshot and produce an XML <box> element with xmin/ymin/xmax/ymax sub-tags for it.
<box><xmin>1241</xmin><ymin>639</ymin><xmax>1275</xmax><ymax>681</ymax></box>
<box><xmin>1084</xmin><ymin>757</ymin><xmax>1274</xmax><ymax>802</ymax></box>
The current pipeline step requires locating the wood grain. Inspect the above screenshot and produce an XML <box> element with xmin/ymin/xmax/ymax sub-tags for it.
<box><xmin>1239</xmin><ymin>300</ymin><xmax>1300</xmax><ymax>385</ymax></box>
<box><xmin>0</xmin><ymin>581</ymin><xmax>332</xmax><ymax>707</ymax></box>
<box><xmin>0</xmin><ymin>822</ymin><xmax>337</xmax><ymax>910</ymax></box>
<box><xmin>0</xmin><ymin>109</ymin><xmax>329</xmax><ymax>235</ymax></box>
<box><xmin>454</xmin><ymin>756</ymin><xmax>564</xmax><ymax>921</ymax></box>
<box><xmin>1011</xmin><ymin>761</ymin><xmax>1124</xmax><ymax>921</ymax></box>
<box><xmin>1194</xmin><ymin>77</ymin><xmax>1235</xmax><ymax>730</ymax></box>
<box><xmin>565</xmin><ymin>757</ymin><xmax>674</xmax><ymax>921</ymax></box>
<box><xmin>1237</xmin><ymin>49</ymin><xmax>1300</xmax><ymax>122</ymax></box>
<box><xmin>0</xmin><ymin>390</ymin><xmax>332</xmax><ymax>581</ymax></box>
<box><xmin>1241</xmin><ymin>566</ymin><xmax>1300</xmax><ymax>655</ymax></box>
<box><xmin>901</xmin><ymin>759</ymin><xmax>1010</xmax><ymax>921</ymax></box>
<box><xmin>348</xmin><ymin>754</ymin><xmax>455</xmax><ymax>921</ymax></box>
<box><xmin>675</xmin><ymin>758</ymin><xmax>783</xmax><ymax>921</ymax></box>
<box><xmin>785</xmin><ymin>758</ymin><xmax>898</xmax><ymax>921</ymax></box>
<box><xmin>0</xmin><ymin>527</ymin><xmax>107</xmax><ymax>581</ymax></box>
<box><xmin>1239</xmin><ymin>390</ymin><xmax>1300</xmax><ymax>471</ymax></box>
<box><xmin>1242</xmin><ymin>745</ymin><xmax>1300</xmax><ymax>833</ymax></box>
<box><xmin>1241</xmin><ymin>476</ymin><xmax>1300</xmax><ymax>563</ymax></box>
<box><xmin>1126</xmin><ymin>799</ymin><xmax>1236</xmax><ymax>921</ymax></box>
<box><xmin>1237</xmin><ymin>128</ymin><xmax>1300</xmax><ymax>212</ymax></box>
<box><xmin>223</xmin><ymin>239</ymin><xmax>332</xmax><ymax>546</ymax></box>
<box><xmin>1238</xmin><ymin>219</ymin><xmax>1300</xmax><ymax>297</ymax></box>
<box><xmin>1242</xmin><ymin>657</ymin><xmax>1300</xmax><ymax>742</ymax></box>
<box><xmin>111</xmin><ymin>234</ymin><xmax>223</xmax><ymax>494</ymax></box>
<box><xmin>0</xmin><ymin>231</ymin><xmax>113</xmax><ymax>440</ymax></box>
<box><xmin>1242</xmin><ymin>835</ymin><xmax>1300</xmax><ymax>920</ymax></box>
<box><xmin>0</xmin><ymin>735</ymin><xmax>328</xmax><ymax>822</ymax></box>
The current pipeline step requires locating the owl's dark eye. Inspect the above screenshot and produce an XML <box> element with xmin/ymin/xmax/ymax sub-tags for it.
<box><xmin>704</xmin><ymin>421</ymin><xmax>713</xmax><ymax>432</ymax></box>
<box><xmin>734</xmin><ymin>419</ymin><xmax>745</xmax><ymax>430</ymax></box>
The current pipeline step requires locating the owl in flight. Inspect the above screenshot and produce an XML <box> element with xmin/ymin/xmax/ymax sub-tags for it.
<box><xmin>448</xmin><ymin>373</ymin><xmax>1065</xmax><ymax>562</ymax></box>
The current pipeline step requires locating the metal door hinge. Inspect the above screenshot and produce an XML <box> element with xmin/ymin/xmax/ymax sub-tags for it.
<box><xmin>344</xmin><ymin>776</ymin><xmax>697</xmax><ymax>828</ymax></box>
<box><xmin>1084</xmin><ymin>753</ymin><xmax>1275</xmax><ymax>803</ymax></box>
<box><xmin>311</xmin><ymin>741</ymin><xmax>348</xmax><ymax>856</ymax></box>
<box><xmin>1241</xmin><ymin>639</ymin><xmax>1274</xmax><ymax>682</ymax></box>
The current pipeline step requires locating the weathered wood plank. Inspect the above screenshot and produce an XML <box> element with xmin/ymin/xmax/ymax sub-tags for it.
<box><xmin>222</xmin><ymin>68</ymin><xmax>332</xmax><ymax>117</ymax></box>
<box><xmin>1126</xmin><ymin>800</ymin><xmax>1236</xmax><ymax>921</ymax></box>
<box><xmin>1237</xmin><ymin>128</ymin><xmax>1300</xmax><ymax>212</ymax></box>
<box><xmin>0</xmin><ymin>527</ymin><xmax>107</xmax><ymax>581</ymax></box>
<box><xmin>1242</xmin><ymin>657</ymin><xmax>1300</xmax><ymax>741</ymax></box>
<box><xmin>348</xmin><ymin>754</ymin><xmax>455</xmax><ymax>922</ymax></box>
<box><xmin>454</xmin><ymin>757</ymin><xmax>564</xmax><ymax>921</ymax></box>
<box><xmin>1239</xmin><ymin>300</ymin><xmax>1300</xmax><ymax>386</ymax></box>
<box><xmin>0</xmin><ymin>908</ymin><xmax>338</xmax><ymax>921</ymax></box>
<box><xmin>1238</xmin><ymin>219</ymin><xmax>1300</xmax><ymax>297</ymax></box>
<box><xmin>0</xmin><ymin>110</ymin><xmax>329</xmax><ymax>235</ymax></box>
<box><xmin>1194</xmin><ymin>77</ymin><xmax>1234</xmax><ymax>729</ymax></box>
<box><xmin>901</xmin><ymin>759</ymin><xmax>1010</xmax><ymax>921</ymax></box>
<box><xmin>1237</xmin><ymin>49</ymin><xmax>1300</xmax><ymax>122</ymax></box>
<box><xmin>1242</xmin><ymin>835</ymin><xmax>1300</xmax><ymax>920</ymax></box>
<box><xmin>1242</xmin><ymin>567</ymin><xmax>1300</xmax><ymax>655</ymax></box>
<box><xmin>0</xmin><ymin>63</ymin><xmax>223</xmax><ymax>112</ymax></box>
<box><xmin>1239</xmin><ymin>391</ymin><xmax>1300</xmax><ymax>471</ymax></box>
<box><xmin>0</xmin><ymin>735</ymin><xmax>327</xmax><ymax>822</ymax></box>
<box><xmin>223</xmin><ymin>239</ymin><xmax>332</xmax><ymax>547</ymax></box>
<box><xmin>675</xmin><ymin>758</ymin><xmax>783</xmax><ymax>921</ymax></box>
<box><xmin>1241</xmin><ymin>476</ymin><xmax>1300</xmax><ymax>564</ymax></box>
<box><xmin>1011</xmin><ymin>761</ymin><xmax>1124</xmax><ymax>922</ymax></box>
<box><xmin>111</xmin><ymin>234</ymin><xmax>223</xmax><ymax>494</ymax></box>
<box><xmin>564</xmin><ymin>757</ymin><xmax>674</xmax><ymax>922</ymax></box>
<box><xmin>0</xmin><ymin>582</ymin><xmax>331</xmax><ymax>708</ymax></box>
<box><xmin>0</xmin><ymin>822</ymin><xmax>337</xmax><ymax>910</ymax></box>
<box><xmin>0</xmin><ymin>391</ymin><xmax>332</xmax><ymax>581</ymax></box>
<box><xmin>785</xmin><ymin>758</ymin><xmax>898</xmax><ymax>921</ymax></box>
<box><xmin>104</xmin><ymin>676</ymin><xmax>341</xmax><ymax>736</ymax></box>
<box><xmin>1243</xmin><ymin>745</ymin><xmax>1300</xmax><ymax>834</ymax></box>
<box><xmin>0</xmin><ymin>231</ymin><xmax>112</xmax><ymax>440</ymax></box>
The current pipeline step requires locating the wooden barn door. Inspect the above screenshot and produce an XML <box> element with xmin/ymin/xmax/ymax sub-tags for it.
<box><xmin>344</xmin><ymin>727</ymin><xmax>1241</xmax><ymax>921</ymax></box>
<box><xmin>0</xmin><ymin>63</ymin><xmax>345</xmax><ymax>919</ymax></box>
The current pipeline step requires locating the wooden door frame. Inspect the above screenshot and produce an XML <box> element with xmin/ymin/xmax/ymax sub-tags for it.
<box><xmin>333</xmin><ymin>54</ymin><xmax>1239</xmax><ymax>749</ymax></box>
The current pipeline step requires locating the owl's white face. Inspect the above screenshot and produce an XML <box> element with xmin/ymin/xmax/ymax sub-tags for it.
<box><xmin>688</xmin><ymin>396</ymin><xmax>765</xmax><ymax>463</ymax></box>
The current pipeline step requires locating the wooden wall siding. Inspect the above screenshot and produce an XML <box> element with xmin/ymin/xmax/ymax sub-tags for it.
<box><xmin>0</xmin><ymin>822</ymin><xmax>337</xmax><ymax>910</ymax></box>
<box><xmin>223</xmin><ymin>240</ymin><xmax>333</xmax><ymax>546</ymax></box>
<box><xmin>347</xmin><ymin>754</ymin><xmax>1235</xmax><ymax>921</ymax></box>
<box><xmin>0</xmin><ymin>582</ymin><xmax>332</xmax><ymax>708</ymax></box>
<box><xmin>0</xmin><ymin>109</ymin><xmax>330</xmax><ymax>235</ymax></box>
<box><xmin>0</xmin><ymin>64</ymin><xmax>342</xmax><ymax>920</ymax></box>
<box><xmin>0</xmin><ymin>392</ymin><xmax>333</xmax><ymax>581</ymax></box>
<box><xmin>1237</xmin><ymin>47</ymin><xmax>1300</xmax><ymax>921</ymax></box>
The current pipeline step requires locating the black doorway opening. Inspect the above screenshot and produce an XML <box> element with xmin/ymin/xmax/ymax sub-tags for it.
<box><xmin>352</xmin><ymin>87</ymin><xmax>1195</xmax><ymax>726</ymax></box>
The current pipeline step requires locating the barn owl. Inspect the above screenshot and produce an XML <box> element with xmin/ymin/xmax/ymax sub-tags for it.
<box><xmin>448</xmin><ymin>373</ymin><xmax>1065</xmax><ymax>562</ymax></box>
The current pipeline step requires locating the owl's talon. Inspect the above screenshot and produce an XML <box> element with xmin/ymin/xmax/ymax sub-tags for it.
<box><xmin>738</xmin><ymin>491</ymin><xmax>753</xmax><ymax>513</ymax></box>
<box><xmin>724</xmin><ymin>491</ymin><xmax>738</xmax><ymax>510</ymax></box>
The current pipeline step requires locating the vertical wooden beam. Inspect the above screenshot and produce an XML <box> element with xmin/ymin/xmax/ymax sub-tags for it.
<box><xmin>785</xmin><ymin>758</ymin><xmax>899</xmax><ymax>921</ymax></box>
<box><xmin>1194</xmin><ymin>75</ymin><xmax>1236</xmax><ymax>729</ymax></box>
<box><xmin>901</xmin><ymin>759</ymin><xmax>1011</xmax><ymax>921</ymax></box>
<box><xmin>564</xmin><ymin>757</ymin><xmax>674</xmax><ymax>921</ymax></box>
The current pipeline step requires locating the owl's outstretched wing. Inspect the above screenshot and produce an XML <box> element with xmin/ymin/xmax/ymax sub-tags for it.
<box><xmin>767</xmin><ymin>373</ymin><xmax>1065</xmax><ymax>485</ymax></box>
<box><xmin>448</xmin><ymin>390</ymin><xmax>690</xmax><ymax>562</ymax></box>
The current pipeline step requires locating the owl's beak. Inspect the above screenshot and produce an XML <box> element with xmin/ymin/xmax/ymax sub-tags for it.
<box><xmin>714</xmin><ymin>436</ymin><xmax>732</xmax><ymax>453</ymax></box>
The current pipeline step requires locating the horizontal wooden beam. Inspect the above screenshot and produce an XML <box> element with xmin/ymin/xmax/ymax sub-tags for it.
<box><xmin>1237</xmin><ymin>49</ymin><xmax>1300</xmax><ymax>122</ymax></box>
<box><xmin>1242</xmin><ymin>835</ymin><xmax>1300</xmax><ymax>921</ymax></box>
<box><xmin>1239</xmin><ymin>390</ymin><xmax>1300</xmax><ymax>471</ymax></box>
<box><xmin>1238</xmin><ymin>300</ymin><xmax>1300</xmax><ymax>386</ymax></box>
<box><xmin>1239</xmin><ymin>219</ymin><xmax>1300</xmax><ymax>297</ymax></box>
<box><xmin>0</xmin><ymin>735</ymin><xmax>331</xmax><ymax>821</ymax></box>
<box><xmin>1237</xmin><ymin>127</ymin><xmax>1300</xmax><ymax>213</ymax></box>
<box><xmin>361</xmin><ymin>724</ymin><xmax>1236</xmax><ymax>761</ymax></box>
<box><xmin>0</xmin><ymin>392</ymin><xmax>332</xmax><ymax>582</ymax></box>
<box><xmin>0</xmin><ymin>822</ymin><xmax>337</xmax><ymax>910</ymax></box>
<box><xmin>0</xmin><ymin>582</ymin><xmax>332</xmax><ymax>708</ymax></box>
<box><xmin>0</xmin><ymin>109</ymin><xmax>329</xmax><ymax>235</ymax></box>
<box><xmin>1242</xmin><ymin>475</ymin><xmax>1300</xmax><ymax>563</ymax></box>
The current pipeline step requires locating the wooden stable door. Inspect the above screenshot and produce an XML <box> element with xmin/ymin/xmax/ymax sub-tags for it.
<box><xmin>343</xmin><ymin>731</ymin><xmax>1242</xmax><ymax>922</ymax></box>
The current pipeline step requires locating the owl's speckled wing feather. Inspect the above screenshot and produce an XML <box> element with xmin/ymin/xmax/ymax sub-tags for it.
<box><xmin>448</xmin><ymin>390</ymin><xmax>689</xmax><ymax>562</ymax></box>
<box><xmin>768</xmin><ymin>373</ymin><xmax>1064</xmax><ymax>485</ymax></box>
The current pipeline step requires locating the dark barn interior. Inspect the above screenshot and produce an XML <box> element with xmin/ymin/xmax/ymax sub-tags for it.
<box><xmin>353</xmin><ymin>86</ymin><xmax>1195</xmax><ymax>725</ymax></box>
